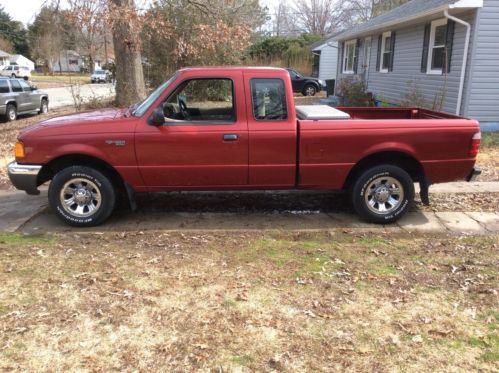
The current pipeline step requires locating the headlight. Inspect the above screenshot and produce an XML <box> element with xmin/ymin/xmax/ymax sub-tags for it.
<box><xmin>319</xmin><ymin>80</ymin><xmax>325</xmax><ymax>86</ymax></box>
<box><xmin>15</xmin><ymin>142</ymin><xmax>25</xmax><ymax>158</ymax></box>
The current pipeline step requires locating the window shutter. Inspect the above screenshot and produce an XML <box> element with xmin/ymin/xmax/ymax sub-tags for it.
<box><xmin>445</xmin><ymin>20</ymin><xmax>455</xmax><ymax>73</ymax></box>
<box><xmin>389</xmin><ymin>31</ymin><xmax>396</xmax><ymax>72</ymax></box>
<box><xmin>421</xmin><ymin>23</ymin><xmax>431</xmax><ymax>73</ymax></box>
<box><xmin>376</xmin><ymin>34</ymin><xmax>382</xmax><ymax>71</ymax></box>
<box><xmin>353</xmin><ymin>39</ymin><xmax>360</xmax><ymax>74</ymax></box>
<box><xmin>340</xmin><ymin>41</ymin><xmax>344</xmax><ymax>73</ymax></box>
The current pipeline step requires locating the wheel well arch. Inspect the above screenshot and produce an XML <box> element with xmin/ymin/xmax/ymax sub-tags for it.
<box><xmin>38</xmin><ymin>154</ymin><xmax>125</xmax><ymax>191</ymax></box>
<box><xmin>304</xmin><ymin>81</ymin><xmax>319</xmax><ymax>88</ymax></box>
<box><xmin>5</xmin><ymin>100</ymin><xmax>17</xmax><ymax>108</ymax></box>
<box><xmin>343</xmin><ymin>151</ymin><xmax>424</xmax><ymax>190</ymax></box>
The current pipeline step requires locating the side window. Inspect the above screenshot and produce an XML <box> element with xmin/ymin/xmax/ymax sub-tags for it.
<box><xmin>10</xmin><ymin>80</ymin><xmax>22</xmax><ymax>93</ymax></box>
<box><xmin>19</xmin><ymin>80</ymin><xmax>31</xmax><ymax>92</ymax></box>
<box><xmin>251</xmin><ymin>78</ymin><xmax>288</xmax><ymax>121</ymax></box>
<box><xmin>0</xmin><ymin>80</ymin><xmax>9</xmax><ymax>93</ymax></box>
<box><xmin>162</xmin><ymin>78</ymin><xmax>234</xmax><ymax>123</ymax></box>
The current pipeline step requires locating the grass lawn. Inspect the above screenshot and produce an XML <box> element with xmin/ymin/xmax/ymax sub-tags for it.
<box><xmin>30</xmin><ymin>73</ymin><xmax>90</xmax><ymax>88</ymax></box>
<box><xmin>0</xmin><ymin>231</ymin><xmax>497</xmax><ymax>371</ymax></box>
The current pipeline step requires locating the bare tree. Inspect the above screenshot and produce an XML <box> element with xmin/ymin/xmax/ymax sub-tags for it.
<box><xmin>273</xmin><ymin>1</ymin><xmax>295</xmax><ymax>36</ymax></box>
<box><xmin>108</xmin><ymin>0</ymin><xmax>146</xmax><ymax>106</ymax></box>
<box><xmin>292</xmin><ymin>0</ymin><xmax>344</xmax><ymax>36</ymax></box>
<box><xmin>0</xmin><ymin>36</ymin><xmax>14</xmax><ymax>53</ymax></box>
<box><xmin>67</xmin><ymin>0</ymin><xmax>107</xmax><ymax>73</ymax></box>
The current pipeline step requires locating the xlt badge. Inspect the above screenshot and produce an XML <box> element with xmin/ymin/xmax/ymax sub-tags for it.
<box><xmin>105</xmin><ymin>140</ymin><xmax>126</xmax><ymax>146</ymax></box>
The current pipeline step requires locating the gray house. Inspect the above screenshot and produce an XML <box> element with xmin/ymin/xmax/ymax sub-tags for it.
<box><xmin>311</xmin><ymin>35</ymin><xmax>339</xmax><ymax>82</ymax></box>
<box><xmin>334</xmin><ymin>0</ymin><xmax>498</xmax><ymax>129</ymax></box>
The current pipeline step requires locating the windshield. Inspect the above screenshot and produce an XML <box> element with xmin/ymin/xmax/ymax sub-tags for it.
<box><xmin>94</xmin><ymin>70</ymin><xmax>105</xmax><ymax>74</ymax></box>
<box><xmin>132</xmin><ymin>72</ymin><xmax>179</xmax><ymax>117</ymax></box>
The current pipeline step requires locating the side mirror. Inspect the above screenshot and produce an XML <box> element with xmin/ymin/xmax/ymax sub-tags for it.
<box><xmin>149</xmin><ymin>107</ymin><xmax>165</xmax><ymax>126</ymax></box>
<box><xmin>31</xmin><ymin>85</ymin><xmax>38</xmax><ymax>91</ymax></box>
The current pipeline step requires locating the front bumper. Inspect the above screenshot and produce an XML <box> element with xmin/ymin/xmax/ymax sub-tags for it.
<box><xmin>466</xmin><ymin>166</ymin><xmax>482</xmax><ymax>182</ymax></box>
<box><xmin>7</xmin><ymin>161</ymin><xmax>42</xmax><ymax>195</ymax></box>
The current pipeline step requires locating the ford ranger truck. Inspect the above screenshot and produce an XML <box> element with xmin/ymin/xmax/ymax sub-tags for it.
<box><xmin>7</xmin><ymin>67</ymin><xmax>481</xmax><ymax>227</ymax></box>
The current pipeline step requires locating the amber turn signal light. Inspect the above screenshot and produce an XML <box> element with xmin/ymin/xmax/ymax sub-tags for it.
<box><xmin>14</xmin><ymin>142</ymin><xmax>25</xmax><ymax>158</ymax></box>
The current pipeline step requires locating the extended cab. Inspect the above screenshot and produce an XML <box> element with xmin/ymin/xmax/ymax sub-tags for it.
<box><xmin>8</xmin><ymin>67</ymin><xmax>481</xmax><ymax>226</ymax></box>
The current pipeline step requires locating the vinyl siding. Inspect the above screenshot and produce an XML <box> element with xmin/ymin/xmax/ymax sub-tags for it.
<box><xmin>336</xmin><ymin>11</ymin><xmax>476</xmax><ymax>116</ymax></box>
<box><xmin>317</xmin><ymin>44</ymin><xmax>338</xmax><ymax>81</ymax></box>
<box><xmin>465</xmin><ymin>0</ymin><xmax>499</xmax><ymax>122</ymax></box>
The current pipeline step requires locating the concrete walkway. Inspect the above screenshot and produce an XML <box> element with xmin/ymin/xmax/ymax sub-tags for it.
<box><xmin>0</xmin><ymin>182</ymin><xmax>497</xmax><ymax>234</ymax></box>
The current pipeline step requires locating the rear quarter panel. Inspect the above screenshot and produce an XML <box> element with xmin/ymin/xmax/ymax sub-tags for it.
<box><xmin>298</xmin><ymin>118</ymin><xmax>480</xmax><ymax>188</ymax></box>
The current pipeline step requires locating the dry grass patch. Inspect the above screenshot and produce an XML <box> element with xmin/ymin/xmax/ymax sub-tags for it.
<box><xmin>0</xmin><ymin>231</ymin><xmax>497</xmax><ymax>371</ymax></box>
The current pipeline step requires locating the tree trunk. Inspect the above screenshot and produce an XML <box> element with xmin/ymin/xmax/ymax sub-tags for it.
<box><xmin>110</xmin><ymin>0</ymin><xmax>146</xmax><ymax>106</ymax></box>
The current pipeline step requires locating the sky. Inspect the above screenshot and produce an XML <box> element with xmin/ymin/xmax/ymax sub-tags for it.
<box><xmin>2</xmin><ymin>0</ymin><xmax>281</xmax><ymax>26</ymax></box>
<box><xmin>0</xmin><ymin>0</ymin><xmax>278</xmax><ymax>25</ymax></box>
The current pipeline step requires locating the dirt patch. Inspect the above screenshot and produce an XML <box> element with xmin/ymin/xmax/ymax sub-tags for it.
<box><xmin>0</xmin><ymin>231</ymin><xmax>497</xmax><ymax>370</ymax></box>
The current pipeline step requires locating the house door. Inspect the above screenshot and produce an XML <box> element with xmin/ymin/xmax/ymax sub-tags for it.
<box><xmin>363</xmin><ymin>37</ymin><xmax>372</xmax><ymax>87</ymax></box>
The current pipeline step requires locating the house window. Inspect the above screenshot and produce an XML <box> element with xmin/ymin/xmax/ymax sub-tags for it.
<box><xmin>343</xmin><ymin>40</ymin><xmax>356</xmax><ymax>74</ymax></box>
<box><xmin>68</xmin><ymin>59</ymin><xmax>78</xmax><ymax>65</ymax></box>
<box><xmin>380</xmin><ymin>31</ymin><xmax>392</xmax><ymax>73</ymax></box>
<box><xmin>427</xmin><ymin>19</ymin><xmax>448</xmax><ymax>74</ymax></box>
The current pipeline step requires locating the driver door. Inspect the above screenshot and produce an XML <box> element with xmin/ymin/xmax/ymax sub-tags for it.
<box><xmin>135</xmin><ymin>71</ymin><xmax>249</xmax><ymax>189</ymax></box>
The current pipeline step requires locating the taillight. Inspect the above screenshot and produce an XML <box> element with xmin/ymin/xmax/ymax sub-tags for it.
<box><xmin>469</xmin><ymin>132</ymin><xmax>481</xmax><ymax>157</ymax></box>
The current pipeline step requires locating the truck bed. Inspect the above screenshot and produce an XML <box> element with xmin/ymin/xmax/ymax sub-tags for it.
<box><xmin>336</xmin><ymin>107</ymin><xmax>464</xmax><ymax>120</ymax></box>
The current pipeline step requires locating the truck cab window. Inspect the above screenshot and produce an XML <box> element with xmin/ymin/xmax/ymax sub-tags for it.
<box><xmin>251</xmin><ymin>78</ymin><xmax>288</xmax><ymax>120</ymax></box>
<box><xmin>162</xmin><ymin>78</ymin><xmax>234</xmax><ymax>123</ymax></box>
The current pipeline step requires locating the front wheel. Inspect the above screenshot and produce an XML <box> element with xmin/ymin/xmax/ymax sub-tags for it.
<box><xmin>351</xmin><ymin>165</ymin><xmax>414</xmax><ymax>224</ymax></box>
<box><xmin>5</xmin><ymin>104</ymin><xmax>17</xmax><ymax>121</ymax></box>
<box><xmin>48</xmin><ymin>166</ymin><xmax>116</xmax><ymax>227</ymax></box>
<box><xmin>39</xmin><ymin>99</ymin><xmax>48</xmax><ymax>114</ymax></box>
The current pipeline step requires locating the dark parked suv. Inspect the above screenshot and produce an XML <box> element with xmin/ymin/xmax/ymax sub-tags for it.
<box><xmin>285</xmin><ymin>68</ymin><xmax>324</xmax><ymax>96</ymax></box>
<box><xmin>0</xmin><ymin>77</ymin><xmax>49</xmax><ymax>121</ymax></box>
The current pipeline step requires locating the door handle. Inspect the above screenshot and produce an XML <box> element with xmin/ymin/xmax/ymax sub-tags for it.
<box><xmin>223</xmin><ymin>134</ymin><xmax>239</xmax><ymax>141</ymax></box>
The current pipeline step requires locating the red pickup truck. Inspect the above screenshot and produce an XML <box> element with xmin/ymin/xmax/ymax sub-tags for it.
<box><xmin>8</xmin><ymin>67</ymin><xmax>481</xmax><ymax>226</ymax></box>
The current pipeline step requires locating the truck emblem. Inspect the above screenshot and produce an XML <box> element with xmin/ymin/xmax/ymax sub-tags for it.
<box><xmin>105</xmin><ymin>140</ymin><xmax>126</xmax><ymax>146</ymax></box>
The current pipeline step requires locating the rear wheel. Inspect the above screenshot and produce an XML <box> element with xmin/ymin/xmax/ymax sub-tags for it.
<box><xmin>351</xmin><ymin>165</ymin><xmax>414</xmax><ymax>224</ymax></box>
<box><xmin>303</xmin><ymin>84</ymin><xmax>317</xmax><ymax>96</ymax></box>
<box><xmin>48</xmin><ymin>166</ymin><xmax>116</xmax><ymax>227</ymax></box>
<box><xmin>5</xmin><ymin>104</ymin><xmax>17</xmax><ymax>121</ymax></box>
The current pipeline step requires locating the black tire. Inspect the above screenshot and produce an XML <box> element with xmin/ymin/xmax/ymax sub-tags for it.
<box><xmin>48</xmin><ymin>166</ymin><xmax>116</xmax><ymax>227</ymax></box>
<box><xmin>39</xmin><ymin>99</ymin><xmax>49</xmax><ymax>115</ymax></box>
<box><xmin>302</xmin><ymin>84</ymin><xmax>317</xmax><ymax>96</ymax></box>
<box><xmin>5</xmin><ymin>104</ymin><xmax>17</xmax><ymax>121</ymax></box>
<box><xmin>351</xmin><ymin>164</ymin><xmax>414</xmax><ymax>224</ymax></box>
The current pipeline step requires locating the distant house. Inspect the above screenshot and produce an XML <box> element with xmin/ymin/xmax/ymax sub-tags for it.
<box><xmin>310</xmin><ymin>33</ymin><xmax>340</xmax><ymax>83</ymax></box>
<box><xmin>0</xmin><ymin>49</ymin><xmax>11</xmax><ymax>69</ymax></box>
<box><xmin>9</xmin><ymin>55</ymin><xmax>35</xmax><ymax>71</ymax></box>
<box><xmin>333</xmin><ymin>0</ymin><xmax>499</xmax><ymax>129</ymax></box>
<box><xmin>49</xmin><ymin>50</ymin><xmax>85</xmax><ymax>73</ymax></box>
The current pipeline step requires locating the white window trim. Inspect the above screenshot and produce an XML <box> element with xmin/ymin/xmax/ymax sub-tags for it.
<box><xmin>379</xmin><ymin>31</ymin><xmax>392</xmax><ymax>73</ymax></box>
<box><xmin>343</xmin><ymin>39</ymin><xmax>356</xmax><ymax>74</ymax></box>
<box><xmin>427</xmin><ymin>18</ymin><xmax>448</xmax><ymax>75</ymax></box>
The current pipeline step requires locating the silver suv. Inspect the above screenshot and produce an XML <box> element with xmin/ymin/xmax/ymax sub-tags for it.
<box><xmin>0</xmin><ymin>78</ymin><xmax>49</xmax><ymax>121</ymax></box>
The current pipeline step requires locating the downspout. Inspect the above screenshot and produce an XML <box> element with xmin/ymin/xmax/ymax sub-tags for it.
<box><xmin>444</xmin><ymin>9</ymin><xmax>471</xmax><ymax>116</ymax></box>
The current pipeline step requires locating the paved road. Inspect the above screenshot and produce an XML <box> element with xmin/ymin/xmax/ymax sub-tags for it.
<box><xmin>44</xmin><ymin>83</ymin><xmax>115</xmax><ymax>109</ymax></box>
